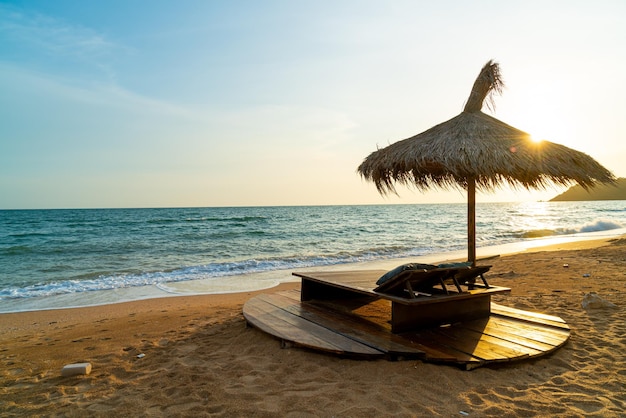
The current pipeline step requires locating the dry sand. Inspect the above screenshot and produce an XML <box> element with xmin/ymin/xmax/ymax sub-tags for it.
<box><xmin>1</xmin><ymin>237</ymin><xmax>625</xmax><ymax>417</ymax></box>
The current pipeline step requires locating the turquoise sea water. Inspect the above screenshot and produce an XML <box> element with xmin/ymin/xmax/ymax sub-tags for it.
<box><xmin>1</xmin><ymin>202</ymin><xmax>624</xmax><ymax>312</ymax></box>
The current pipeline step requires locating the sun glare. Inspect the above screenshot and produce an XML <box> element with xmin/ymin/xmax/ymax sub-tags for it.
<box><xmin>503</xmin><ymin>85</ymin><xmax>573</xmax><ymax>147</ymax></box>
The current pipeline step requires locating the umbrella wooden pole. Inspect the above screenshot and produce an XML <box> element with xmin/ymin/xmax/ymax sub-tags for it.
<box><xmin>468</xmin><ymin>178</ymin><xmax>476</xmax><ymax>267</ymax></box>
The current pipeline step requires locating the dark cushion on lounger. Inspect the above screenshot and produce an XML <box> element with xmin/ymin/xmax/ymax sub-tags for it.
<box><xmin>376</xmin><ymin>263</ymin><xmax>438</xmax><ymax>285</ymax></box>
<box><xmin>437</xmin><ymin>261</ymin><xmax>472</xmax><ymax>268</ymax></box>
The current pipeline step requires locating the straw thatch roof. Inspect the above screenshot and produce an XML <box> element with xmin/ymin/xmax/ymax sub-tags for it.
<box><xmin>358</xmin><ymin>60</ymin><xmax>616</xmax><ymax>195</ymax></box>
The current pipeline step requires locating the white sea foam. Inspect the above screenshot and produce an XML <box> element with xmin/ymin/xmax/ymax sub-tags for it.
<box><xmin>520</xmin><ymin>218</ymin><xmax>623</xmax><ymax>238</ymax></box>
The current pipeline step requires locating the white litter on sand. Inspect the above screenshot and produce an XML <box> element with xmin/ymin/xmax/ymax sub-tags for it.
<box><xmin>61</xmin><ymin>362</ymin><xmax>92</xmax><ymax>377</ymax></box>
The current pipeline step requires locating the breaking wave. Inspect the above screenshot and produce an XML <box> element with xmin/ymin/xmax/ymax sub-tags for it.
<box><xmin>521</xmin><ymin>219</ymin><xmax>623</xmax><ymax>239</ymax></box>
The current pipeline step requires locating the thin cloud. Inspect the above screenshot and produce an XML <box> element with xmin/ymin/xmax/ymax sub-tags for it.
<box><xmin>0</xmin><ymin>4</ymin><xmax>114</xmax><ymax>56</ymax></box>
<box><xmin>0</xmin><ymin>3</ymin><xmax>121</xmax><ymax>82</ymax></box>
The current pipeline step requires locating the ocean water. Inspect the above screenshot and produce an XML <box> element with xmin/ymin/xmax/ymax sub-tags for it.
<box><xmin>1</xmin><ymin>201</ymin><xmax>624</xmax><ymax>312</ymax></box>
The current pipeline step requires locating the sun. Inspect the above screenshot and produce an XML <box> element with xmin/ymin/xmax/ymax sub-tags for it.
<box><xmin>501</xmin><ymin>82</ymin><xmax>572</xmax><ymax>147</ymax></box>
<box><xmin>525</xmin><ymin>120</ymin><xmax>556</xmax><ymax>144</ymax></box>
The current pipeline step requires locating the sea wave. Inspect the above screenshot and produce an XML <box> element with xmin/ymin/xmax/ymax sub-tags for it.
<box><xmin>520</xmin><ymin>229</ymin><xmax>556</xmax><ymax>239</ymax></box>
<box><xmin>596</xmin><ymin>207</ymin><xmax>626</xmax><ymax>213</ymax></box>
<box><xmin>1</xmin><ymin>245</ymin><xmax>33</xmax><ymax>255</ymax></box>
<box><xmin>146</xmin><ymin>215</ymin><xmax>268</xmax><ymax>224</ymax></box>
<box><xmin>520</xmin><ymin>219</ymin><xmax>623</xmax><ymax>239</ymax></box>
<box><xmin>0</xmin><ymin>246</ymin><xmax>432</xmax><ymax>300</ymax></box>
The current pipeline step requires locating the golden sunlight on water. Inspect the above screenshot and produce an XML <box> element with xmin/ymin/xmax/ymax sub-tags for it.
<box><xmin>517</xmin><ymin>202</ymin><xmax>558</xmax><ymax>237</ymax></box>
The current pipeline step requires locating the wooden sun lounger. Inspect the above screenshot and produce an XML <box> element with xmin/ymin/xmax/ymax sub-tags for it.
<box><xmin>374</xmin><ymin>265</ymin><xmax>493</xmax><ymax>296</ymax></box>
<box><xmin>294</xmin><ymin>267</ymin><xmax>510</xmax><ymax>333</ymax></box>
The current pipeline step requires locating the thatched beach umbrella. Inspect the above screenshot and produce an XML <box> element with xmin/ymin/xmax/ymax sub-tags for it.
<box><xmin>358</xmin><ymin>60</ymin><xmax>615</xmax><ymax>266</ymax></box>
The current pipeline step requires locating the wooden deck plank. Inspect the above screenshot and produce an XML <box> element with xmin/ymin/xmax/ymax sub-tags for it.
<box><xmin>435</xmin><ymin>324</ymin><xmax>543</xmax><ymax>360</ymax></box>
<box><xmin>259</xmin><ymin>293</ymin><xmax>398</xmax><ymax>349</ymax></box>
<box><xmin>244</xmin><ymin>298</ymin><xmax>346</xmax><ymax>353</ymax></box>
<box><xmin>400</xmin><ymin>334</ymin><xmax>483</xmax><ymax>364</ymax></box>
<box><xmin>464</xmin><ymin>316</ymin><xmax>570</xmax><ymax>348</ymax></box>
<box><xmin>460</xmin><ymin>317</ymin><xmax>565</xmax><ymax>351</ymax></box>
<box><xmin>492</xmin><ymin>302</ymin><xmax>567</xmax><ymax>323</ymax></box>
<box><xmin>491</xmin><ymin>303</ymin><xmax>570</xmax><ymax>330</ymax></box>
<box><xmin>414</xmin><ymin>328</ymin><xmax>528</xmax><ymax>362</ymax></box>
<box><xmin>257</xmin><ymin>292</ymin><xmax>424</xmax><ymax>357</ymax></box>
<box><xmin>400</xmin><ymin>329</ymin><xmax>485</xmax><ymax>364</ymax></box>
<box><xmin>243</xmin><ymin>297</ymin><xmax>384</xmax><ymax>356</ymax></box>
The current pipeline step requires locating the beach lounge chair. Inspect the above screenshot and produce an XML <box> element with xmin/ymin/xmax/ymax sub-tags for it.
<box><xmin>290</xmin><ymin>263</ymin><xmax>506</xmax><ymax>333</ymax></box>
<box><xmin>374</xmin><ymin>263</ymin><xmax>492</xmax><ymax>299</ymax></box>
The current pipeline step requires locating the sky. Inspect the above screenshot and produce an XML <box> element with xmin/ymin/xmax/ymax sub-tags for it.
<box><xmin>1</xmin><ymin>0</ymin><xmax>625</xmax><ymax>209</ymax></box>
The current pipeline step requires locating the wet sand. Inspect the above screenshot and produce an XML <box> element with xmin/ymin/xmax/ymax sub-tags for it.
<box><xmin>1</xmin><ymin>237</ymin><xmax>625</xmax><ymax>417</ymax></box>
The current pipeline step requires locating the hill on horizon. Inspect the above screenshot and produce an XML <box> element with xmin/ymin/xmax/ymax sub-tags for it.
<box><xmin>550</xmin><ymin>178</ymin><xmax>626</xmax><ymax>201</ymax></box>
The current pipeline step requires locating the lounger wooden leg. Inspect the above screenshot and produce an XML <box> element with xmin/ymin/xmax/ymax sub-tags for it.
<box><xmin>479</xmin><ymin>274</ymin><xmax>490</xmax><ymax>288</ymax></box>
<box><xmin>438</xmin><ymin>278</ymin><xmax>450</xmax><ymax>295</ymax></box>
<box><xmin>451</xmin><ymin>278</ymin><xmax>463</xmax><ymax>293</ymax></box>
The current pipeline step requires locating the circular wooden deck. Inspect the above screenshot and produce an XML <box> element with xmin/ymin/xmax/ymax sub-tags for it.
<box><xmin>243</xmin><ymin>289</ymin><xmax>570</xmax><ymax>370</ymax></box>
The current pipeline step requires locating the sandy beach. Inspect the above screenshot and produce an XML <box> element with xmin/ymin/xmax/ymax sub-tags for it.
<box><xmin>1</xmin><ymin>237</ymin><xmax>625</xmax><ymax>417</ymax></box>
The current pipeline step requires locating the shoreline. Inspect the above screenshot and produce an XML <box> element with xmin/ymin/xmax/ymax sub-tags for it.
<box><xmin>2</xmin><ymin>228</ymin><xmax>625</xmax><ymax>314</ymax></box>
<box><xmin>1</xmin><ymin>235</ymin><xmax>625</xmax><ymax>416</ymax></box>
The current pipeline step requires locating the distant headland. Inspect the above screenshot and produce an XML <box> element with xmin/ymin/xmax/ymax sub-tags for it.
<box><xmin>550</xmin><ymin>178</ymin><xmax>626</xmax><ymax>201</ymax></box>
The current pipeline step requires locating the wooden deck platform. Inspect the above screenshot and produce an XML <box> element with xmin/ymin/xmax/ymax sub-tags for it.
<box><xmin>296</xmin><ymin>269</ymin><xmax>511</xmax><ymax>333</ymax></box>
<box><xmin>243</xmin><ymin>284</ymin><xmax>570</xmax><ymax>370</ymax></box>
